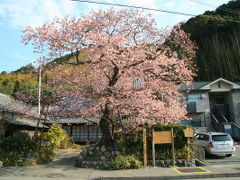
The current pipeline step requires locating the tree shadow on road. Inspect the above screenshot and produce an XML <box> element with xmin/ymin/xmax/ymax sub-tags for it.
<box><xmin>0</xmin><ymin>151</ymin><xmax>93</xmax><ymax>179</ymax></box>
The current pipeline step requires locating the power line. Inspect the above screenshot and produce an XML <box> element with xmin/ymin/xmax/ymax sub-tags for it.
<box><xmin>71</xmin><ymin>0</ymin><xmax>197</xmax><ymax>17</ymax></box>
<box><xmin>71</xmin><ymin>0</ymin><xmax>240</xmax><ymax>23</ymax></box>
<box><xmin>189</xmin><ymin>0</ymin><xmax>240</xmax><ymax>16</ymax></box>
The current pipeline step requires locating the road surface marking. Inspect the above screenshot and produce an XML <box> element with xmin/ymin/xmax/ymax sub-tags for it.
<box><xmin>172</xmin><ymin>167</ymin><xmax>212</xmax><ymax>175</ymax></box>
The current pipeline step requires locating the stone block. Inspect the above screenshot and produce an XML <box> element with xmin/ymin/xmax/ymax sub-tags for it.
<box><xmin>100</xmin><ymin>156</ymin><xmax>106</xmax><ymax>160</ymax></box>
<box><xmin>100</xmin><ymin>146</ymin><xmax>107</xmax><ymax>152</ymax></box>
<box><xmin>165</xmin><ymin>160</ymin><xmax>171</xmax><ymax>167</ymax></box>
<box><xmin>114</xmin><ymin>151</ymin><xmax>121</xmax><ymax>156</ymax></box>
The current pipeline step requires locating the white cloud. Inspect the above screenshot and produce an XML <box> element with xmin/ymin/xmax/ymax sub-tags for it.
<box><xmin>127</xmin><ymin>0</ymin><xmax>158</xmax><ymax>8</ymax></box>
<box><xmin>0</xmin><ymin>0</ymin><xmax>231</xmax><ymax>29</ymax></box>
<box><xmin>164</xmin><ymin>2</ymin><xmax>175</xmax><ymax>9</ymax></box>
<box><xmin>0</xmin><ymin>0</ymin><xmax>78</xmax><ymax>28</ymax></box>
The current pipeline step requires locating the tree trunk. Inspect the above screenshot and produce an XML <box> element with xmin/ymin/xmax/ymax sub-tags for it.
<box><xmin>99</xmin><ymin>104</ymin><xmax>115</xmax><ymax>148</ymax></box>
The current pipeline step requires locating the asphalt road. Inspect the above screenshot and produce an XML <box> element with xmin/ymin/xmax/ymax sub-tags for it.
<box><xmin>205</xmin><ymin>143</ymin><xmax>240</xmax><ymax>166</ymax></box>
<box><xmin>0</xmin><ymin>146</ymin><xmax>239</xmax><ymax>180</ymax></box>
<box><xmin>188</xmin><ymin>178</ymin><xmax>240</xmax><ymax>180</ymax></box>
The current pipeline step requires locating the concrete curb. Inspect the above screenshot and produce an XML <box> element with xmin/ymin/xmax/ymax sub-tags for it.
<box><xmin>94</xmin><ymin>173</ymin><xmax>240</xmax><ymax>179</ymax></box>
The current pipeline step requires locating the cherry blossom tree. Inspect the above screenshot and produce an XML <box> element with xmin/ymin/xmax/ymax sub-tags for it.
<box><xmin>22</xmin><ymin>9</ymin><xmax>196</xmax><ymax>147</ymax></box>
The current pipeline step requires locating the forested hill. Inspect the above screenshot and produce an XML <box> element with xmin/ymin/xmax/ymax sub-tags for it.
<box><xmin>182</xmin><ymin>0</ymin><xmax>240</xmax><ymax>81</ymax></box>
<box><xmin>0</xmin><ymin>54</ymin><xmax>78</xmax><ymax>98</ymax></box>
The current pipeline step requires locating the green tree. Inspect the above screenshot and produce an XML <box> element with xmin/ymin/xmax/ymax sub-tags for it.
<box><xmin>181</xmin><ymin>0</ymin><xmax>240</xmax><ymax>81</ymax></box>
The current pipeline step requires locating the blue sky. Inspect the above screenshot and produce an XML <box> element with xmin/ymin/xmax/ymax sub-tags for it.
<box><xmin>0</xmin><ymin>0</ymin><xmax>230</xmax><ymax>72</ymax></box>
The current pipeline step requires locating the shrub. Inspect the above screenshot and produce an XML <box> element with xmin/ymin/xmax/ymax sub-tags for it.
<box><xmin>0</xmin><ymin>132</ymin><xmax>56</xmax><ymax>166</ymax></box>
<box><xmin>175</xmin><ymin>145</ymin><xmax>195</xmax><ymax>159</ymax></box>
<box><xmin>106</xmin><ymin>155</ymin><xmax>142</xmax><ymax>170</ymax></box>
<box><xmin>0</xmin><ymin>132</ymin><xmax>38</xmax><ymax>166</ymax></box>
<box><xmin>35</xmin><ymin>146</ymin><xmax>56</xmax><ymax>164</ymax></box>
<box><xmin>155</xmin><ymin>145</ymin><xmax>194</xmax><ymax>160</ymax></box>
<box><xmin>116</xmin><ymin>135</ymin><xmax>142</xmax><ymax>157</ymax></box>
<box><xmin>42</xmin><ymin>124</ymin><xmax>72</xmax><ymax>149</ymax></box>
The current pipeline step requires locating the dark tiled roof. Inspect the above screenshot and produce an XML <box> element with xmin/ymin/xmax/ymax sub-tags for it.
<box><xmin>180</xmin><ymin>82</ymin><xmax>210</xmax><ymax>91</ymax></box>
<box><xmin>0</xmin><ymin>93</ymin><xmax>38</xmax><ymax>117</ymax></box>
<box><xmin>0</xmin><ymin>93</ymin><xmax>45</xmax><ymax>128</ymax></box>
<box><xmin>192</xmin><ymin>82</ymin><xmax>211</xmax><ymax>89</ymax></box>
<box><xmin>47</xmin><ymin>116</ymin><xmax>100</xmax><ymax>124</ymax></box>
<box><xmin>6</xmin><ymin>117</ymin><xmax>45</xmax><ymax>128</ymax></box>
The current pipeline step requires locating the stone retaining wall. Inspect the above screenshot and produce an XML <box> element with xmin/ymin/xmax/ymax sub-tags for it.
<box><xmin>75</xmin><ymin>146</ymin><xmax>118</xmax><ymax>169</ymax></box>
<box><xmin>75</xmin><ymin>146</ymin><xmax>195</xmax><ymax>169</ymax></box>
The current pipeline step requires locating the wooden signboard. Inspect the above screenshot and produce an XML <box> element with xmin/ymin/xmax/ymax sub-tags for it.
<box><xmin>152</xmin><ymin>128</ymin><xmax>175</xmax><ymax>167</ymax></box>
<box><xmin>153</xmin><ymin>131</ymin><xmax>172</xmax><ymax>144</ymax></box>
<box><xmin>184</xmin><ymin>128</ymin><xmax>194</xmax><ymax>138</ymax></box>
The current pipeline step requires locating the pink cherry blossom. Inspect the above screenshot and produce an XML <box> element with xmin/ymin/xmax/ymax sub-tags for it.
<box><xmin>22</xmin><ymin>9</ymin><xmax>196</xmax><ymax>147</ymax></box>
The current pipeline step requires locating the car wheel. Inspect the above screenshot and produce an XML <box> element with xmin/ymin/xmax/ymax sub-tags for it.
<box><xmin>203</xmin><ymin>147</ymin><xmax>208</xmax><ymax>157</ymax></box>
<box><xmin>226</xmin><ymin>154</ymin><xmax>232</xmax><ymax>157</ymax></box>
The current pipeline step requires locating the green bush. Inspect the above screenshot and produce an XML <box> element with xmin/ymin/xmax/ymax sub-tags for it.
<box><xmin>42</xmin><ymin>124</ymin><xmax>72</xmax><ymax>149</ymax></box>
<box><xmin>116</xmin><ymin>134</ymin><xmax>142</xmax><ymax>157</ymax></box>
<box><xmin>155</xmin><ymin>145</ymin><xmax>194</xmax><ymax>160</ymax></box>
<box><xmin>35</xmin><ymin>146</ymin><xmax>56</xmax><ymax>164</ymax></box>
<box><xmin>116</xmin><ymin>124</ymin><xmax>194</xmax><ymax>160</ymax></box>
<box><xmin>106</xmin><ymin>155</ymin><xmax>142</xmax><ymax>170</ymax></box>
<box><xmin>0</xmin><ymin>132</ymin><xmax>56</xmax><ymax>166</ymax></box>
<box><xmin>0</xmin><ymin>132</ymin><xmax>38</xmax><ymax>166</ymax></box>
<box><xmin>175</xmin><ymin>145</ymin><xmax>195</xmax><ymax>159</ymax></box>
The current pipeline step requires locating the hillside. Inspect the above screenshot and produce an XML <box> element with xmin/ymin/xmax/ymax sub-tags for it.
<box><xmin>0</xmin><ymin>53</ymin><xmax>79</xmax><ymax>98</ymax></box>
<box><xmin>182</xmin><ymin>0</ymin><xmax>240</xmax><ymax>81</ymax></box>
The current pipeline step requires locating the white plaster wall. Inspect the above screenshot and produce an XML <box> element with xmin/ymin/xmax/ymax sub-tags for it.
<box><xmin>210</xmin><ymin>81</ymin><xmax>232</xmax><ymax>91</ymax></box>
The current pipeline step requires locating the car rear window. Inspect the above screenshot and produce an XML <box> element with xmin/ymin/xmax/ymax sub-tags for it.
<box><xmin>212</xmin><ymin>135</ymin><xmax>232</xmax><ymax>141</ymax></box>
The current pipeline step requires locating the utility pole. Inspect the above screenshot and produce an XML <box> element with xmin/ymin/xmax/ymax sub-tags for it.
<box><xmin>38</xmin><ymin>67</ymin><xmax>42</xmax><ymax>116</ymax></box>
<box><xmin>34</xmin><ymin>66</ymin><xmax>42</xmax><ymax>138</ymax></box>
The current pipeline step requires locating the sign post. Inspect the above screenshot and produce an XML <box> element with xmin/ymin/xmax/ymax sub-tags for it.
<box><xmin>171</xmin><ymin>128</ymin><xmax>175</xmax><ymax>167</ymax></box>
<box><xmin>152</xmin><ymin>129</ymin><xmax>156</xmax><ymax>167</ymax></box>
<box><xmin>143</xmin><ymin>128</ymin><xmax>147</xmax><ymax>168</ymax></box>
<box><xmin>184</xmin><ymin>127</ymin><xmax>194</xmax><ymax>163</ymax></box>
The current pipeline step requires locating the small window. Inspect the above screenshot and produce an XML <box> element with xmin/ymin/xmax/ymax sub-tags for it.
<box><xmin>198</xmin><ymin>134</ymin><xmax>204</xmax><ymax>140</ymax></box>
<box><xmin>194</xmin><ymin>134</ymin><xmax>200</xmax><ymax>140</ymax></box>
<box><xmin>212</xmin><ymin>135</ymin><xmax>232</xmax><ymax>141</ymax></box>
<box><xmin>202</xmin><ymin>135</ymin><xmax>209</xmax><ymax>141</ymax></box>
<box><xmin>188</xmin><ymin>94</ymin><xmax>202</xmax><ymax>102</ymax></box>
<box><xmin>196</xmin><ymin>134</ymin><xmax>209</xmax><ymax>141</ymax></box>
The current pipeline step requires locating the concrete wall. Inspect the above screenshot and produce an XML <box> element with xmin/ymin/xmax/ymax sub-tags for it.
<box><xmin>224</xmin><ymin>92</ymin><xmax>234</xmax><ymax>122</ymax></box>
<box><xmin>231</xmin><ymin>90</ymin><xmax>240</xmax><ymax>126</ymax></box>
<box><xmin>186</xmin><ymin>112</ymin><xmax>211</xmax><ymax>130</ymax></box>
<box><xmin>186</xmin><ymin>92</ymin><xmax>211</xmax><ymax>130</ymax></box>
<box><xmin>196</xmin><ymin>93</ymin><xmax>210</xmax><ymax>113</ymax></box>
